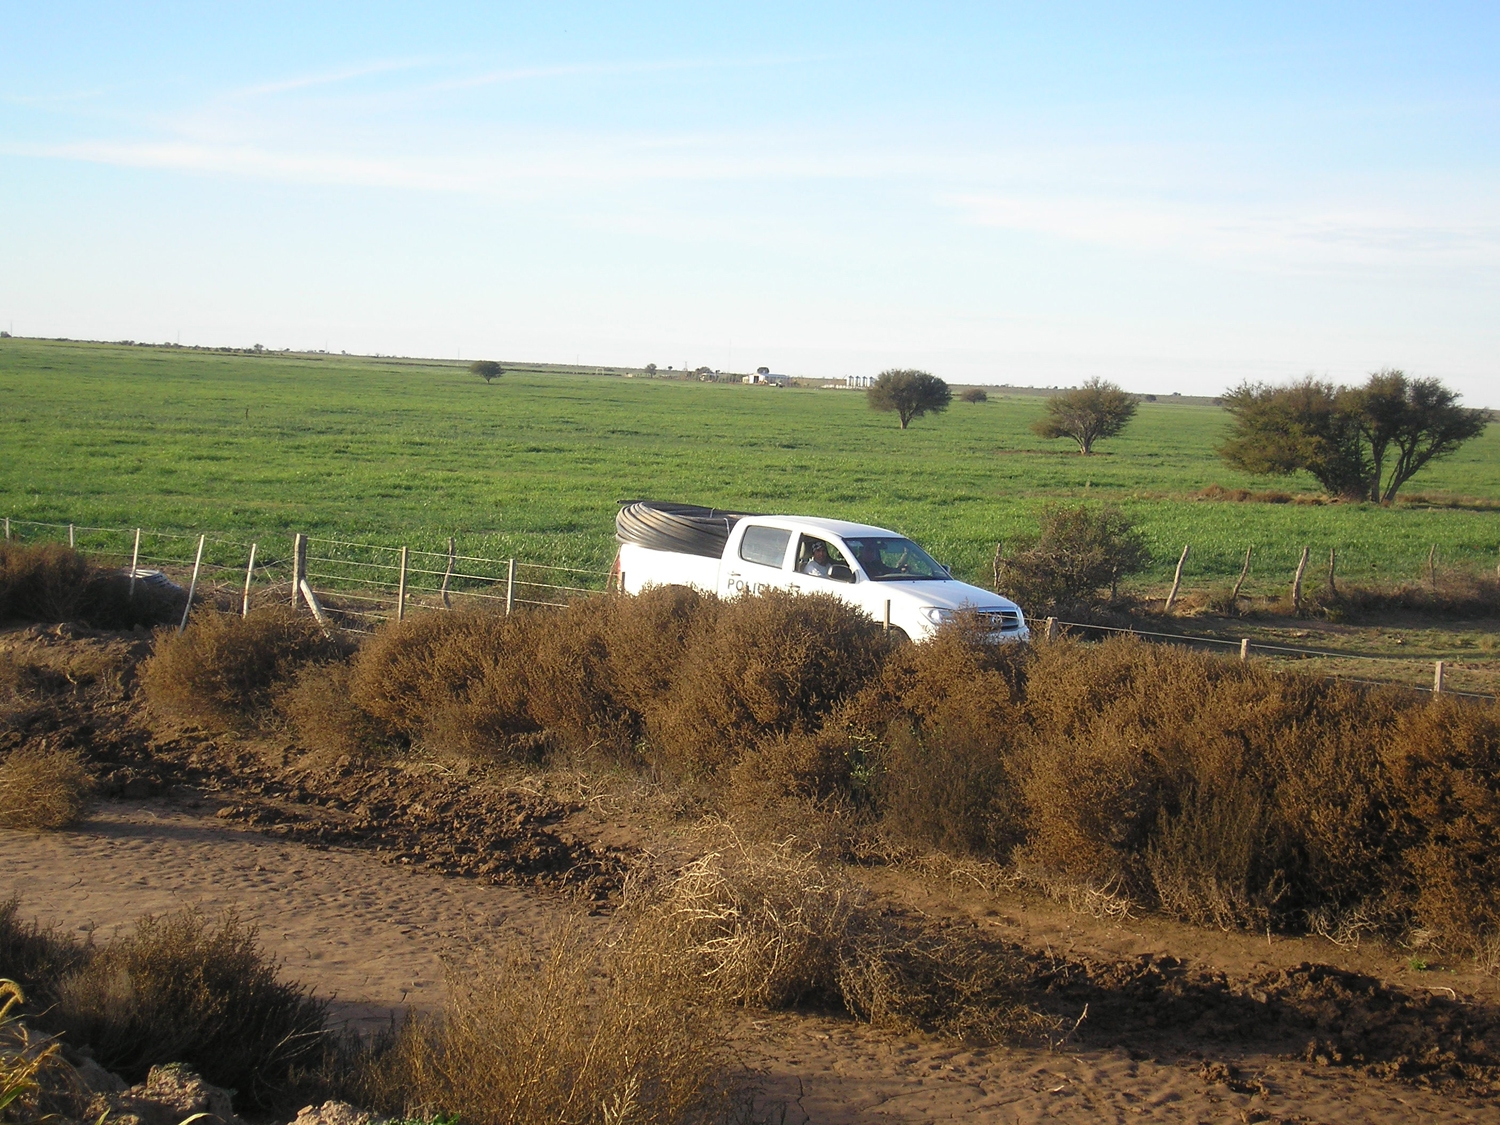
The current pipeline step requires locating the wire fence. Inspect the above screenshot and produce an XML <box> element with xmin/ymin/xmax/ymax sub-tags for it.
<box><xmin>1041</xmin><ymin>616</ymin><xmax>1497</xmax><ymax>702</ymax></box>
<box><xmin>4</xmin><ymin>514</ymin><xmax>1494</xmax><ymax>700</ymax></box>
<box><xmin>0</xmin><ymin>516</ymin><xmax>609</xmax><ymax>632</ymax></box>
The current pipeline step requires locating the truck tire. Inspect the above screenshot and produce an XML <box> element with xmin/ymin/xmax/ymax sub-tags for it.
<box><xmin>615</xmin><ymin>501</ymin><xmax>761</xmax><ymax>559</ymax></box>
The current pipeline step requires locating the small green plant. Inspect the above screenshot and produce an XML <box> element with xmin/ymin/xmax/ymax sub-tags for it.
<box><xmin>1408</xmin><ymin>956</ymin><xmax>1430</xmax><ymax>972</ymax></box>
<box><xmin>0</xmin><ymin>979</ymin><xmax>62</xmax><ymax>1122</ymax></box>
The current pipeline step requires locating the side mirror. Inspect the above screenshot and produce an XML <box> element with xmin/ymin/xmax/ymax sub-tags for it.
<box><xmin>828</xmin><ymin>564</ymin><xmax>854</xmax><ymax>583</ymax></box>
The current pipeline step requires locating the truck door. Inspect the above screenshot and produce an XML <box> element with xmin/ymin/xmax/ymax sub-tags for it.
<box><xmin>723</xmin><ymin>524</ymin><xmax>793</xmax><ymax>597</ymax></box>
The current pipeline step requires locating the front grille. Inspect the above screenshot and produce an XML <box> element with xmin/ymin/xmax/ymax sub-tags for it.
<box><xmin>979</xmin><ymin>609</ymin><xmax>1022</xmax><ymax>631</ymax></box>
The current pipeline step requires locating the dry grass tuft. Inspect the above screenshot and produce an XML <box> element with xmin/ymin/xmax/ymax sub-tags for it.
<box><xmin>348</xmin><ymin>922</ymin><xmax>728</xmax><ymax>1125</ymax></box>
<box><xmin>141</xmin><ymin>607</ymin><xmax>345</xmax><ymax>732</ymax></box>
<box><xmin>0</xmin><ymin>746</ymin><xmax>94</xmax><ymax>830</ymax></box>
<box><xmin>646</xmin><ymin>836</ymin><xmax>865</xmax><ymax>1008</ymax></box>
<box><xmin>0</xmin><ymin>900</ymin><xmax>88</xmax><ymax>1008</ymax></box>
<box><xmin>837</xmin><ymin>925</ymin><xmax>1057</xmax><ymax>1042</ymax></box>
<box><xmin>633</xmin><ymin>834</ymin><xmax>1048</xmax><ymax>1042</ymax></box>
<box><xmin>52</xmin><ymin>909</ymin><xmax>328</xmax><ymax>1110</ymax></box>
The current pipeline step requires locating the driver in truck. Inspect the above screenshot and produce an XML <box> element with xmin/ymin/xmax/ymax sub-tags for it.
<box><xmin>802</xmin><ymin>540</ymin><xmax>834</xmax><ymax>577</ymax></box>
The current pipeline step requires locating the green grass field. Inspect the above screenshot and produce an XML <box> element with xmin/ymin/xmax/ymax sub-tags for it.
<box><xmin>3</xmin><ymin>338</ymin><xmax>1497</xmax><ymax>592</ymax></box>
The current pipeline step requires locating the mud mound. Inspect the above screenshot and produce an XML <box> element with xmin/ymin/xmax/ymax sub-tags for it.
<box><xmin>1030</xmin><ymin>952</ymin><xmax>1500</xmax><ymax>1091</ymax></box>
<box><xmin>208</xmin><ymin>760</ymin><xmax>628</xmax><ymax>901</ymax></box>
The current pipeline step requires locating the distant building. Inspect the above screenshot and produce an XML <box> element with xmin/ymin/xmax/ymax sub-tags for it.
<box><xmin>845</xmin><ymin>374</ymin><xmax>875</xmax><ymax>388</ymax></box>
<box><xmin>747</xmin><ymin>372</ymin><xmax>790</xmax><ymax>386</ymax></box>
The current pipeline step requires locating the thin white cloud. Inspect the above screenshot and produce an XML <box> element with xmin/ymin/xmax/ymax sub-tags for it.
<box><xmin>234</xmin><ymin>58</ymin><xmax>439</xmax><ymax>98</ymax></box>
<box><xmin>946</xmin><ymin>193</ymin><xmax>1500</xmax><ymax>269</ymax></box>
<box><xmin>426</xmin><ymin>51</ymin><xmax>839</xmax><ymax>94</ymax></box>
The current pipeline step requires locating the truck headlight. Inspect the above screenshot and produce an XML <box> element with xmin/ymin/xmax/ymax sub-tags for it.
<box><xmin>920</xmin><ymin>607</ymin><xmax>955</xmax><ymax>624</ymax></box>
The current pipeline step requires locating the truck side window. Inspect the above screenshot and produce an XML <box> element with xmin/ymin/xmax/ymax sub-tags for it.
<box><xmin>739</xmin><ymin>526</ymin><xmax>792</xmax><ymax>568</ymax></box>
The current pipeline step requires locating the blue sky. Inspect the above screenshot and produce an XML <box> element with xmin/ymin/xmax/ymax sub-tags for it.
<box><xmin>3</xmin><ymin>3</ymin><xmax>1497</xmax><ymax>404</ymax></box>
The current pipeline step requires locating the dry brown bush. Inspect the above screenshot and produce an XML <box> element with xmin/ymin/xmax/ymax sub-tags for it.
<box><xmin>851</xmin><ymin>619</ymin><xmax>1028</xmax><ymax>856</ymax></box>
<box><xmin>649</xmin><ymin>590</ymin><xmax>891</xmax><ymax>776</ymax></box>
<box><xmin>348</xmin><ymin>922</ymin><xmax>727</xmax><ymax>1125</ymax></box>
<box><xmin>279</xmin><ymin>662</ymin><xmax>401</xmax><ymax>765</ymax></box>
<box><xmin>1003</xmin><ymin>635</ymin><xmax>1500</xmax><ymax>954</ymax></box>
<box><xmin>140</xmin><ymin>607</ymin><xmax>344</xmax><ymax>732</ymax></box>
<box><xmin>0</xmin><ymin>542</ymin><xmax>180</xmax><ymax>628</ymax></box>
<box><xmin>52</xmin><ymin>909</ymin><xmax>327</xmax><ymax>1111</ymax></box>
<box><xmin>520</xmin><ymin>595</ymin><xmax>628</xmax><ymax>756</ymax></box>
<box><xmin>1014</xmin><ymin>637</ymin><xmax>1401</xmax><ymax>926</ymax></box>
<box><xmin>1381</xmin><ymin>698</ymin><xmax>1500</xmax><ymax>957</ymax></box>
<box><xmin>0</xmin><ymin>746</ymin><xmax>94</xmax><ymax>830</ymax></box>
<box><xmin>0</xmin><ymin>543</ymin><xmax>90</xmax><ymax>622</ymax></box>
<box><xmin>349</xmin><ymin>609</ymin><xmax>543</xmax><ymax>758</ymax></box>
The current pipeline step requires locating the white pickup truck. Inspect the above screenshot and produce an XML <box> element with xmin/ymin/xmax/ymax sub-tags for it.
<box><xmin>614</xmin><ymin>501</ymin><xmax>1028</xmax><ymax>643</ymax></box>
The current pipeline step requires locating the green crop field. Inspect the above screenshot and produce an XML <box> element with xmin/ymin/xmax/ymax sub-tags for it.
<box><xmin>3</xmin><ymin>337</ymin><xmax>1497</xmax><ymax>593</ymax></box>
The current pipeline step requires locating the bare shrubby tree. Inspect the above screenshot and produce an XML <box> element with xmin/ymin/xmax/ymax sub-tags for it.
<box><xmin>1220</xmin><ymin>370</ymin><xmax>1488</xmax><ymax>503</ymax></box>
<box><xmin>1031</xmin><ymin>378</ymin><xmax>1138</xmax><ymax>454</ymax></box>
<box><xmin>867</xmin><ymin>369</ymin><xmax>952</xmax><ymax>429</ymax></box>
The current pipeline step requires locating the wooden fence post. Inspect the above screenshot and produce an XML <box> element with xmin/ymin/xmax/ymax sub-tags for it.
<box><xmin>1229</xmin><ymin>545</ymin><xmax>1252</xmax><ymax>604</ymax></box>
<box><xmin>991</xmin><ymin>542</ymin><xmax>1003</xmax><ymax>592</ymax></box>
<box><xmin>441</xmin><ymin>537</ymin><xmax>456</xmax><ymax>608</ymax></box>
<box><xmin>1434</xmin><ymin>660</ymin><xmax>1445</xmax><ymax>694</ymax></box>
<box><xmin>1427</xmin><ymin>544</ymin><xmax>1438</xmax><ymax>591</ymax></box>
<box><xmin>242</xmin><ymin>542</ymin><xmax>257</xmax><ymax>617</ymax></box>
<box><xmin>1045</xmin><ymin>616</ymin><xmax>1058</xmax><ymax>642</ymax></box>
<box><xmin>397</xmin><ymin>546</ymin><xmax>408</xmax><ymax>622</ymax></box>
<box><xmin>1291</xmin><ymin>546</ymin><xmax>1310</xmax><ymax>612</ymax></box>
<box><xmin>128</xmin><ymin>528</ymin><xmax>141</xmax><ymax>598</ymax></box>
<box><xmin>505</xmin><ymin>558</ymin><xmax>516</xmax><ymax>615</ymax></box>
<box><xmin>1164</xmin><ymin>545</ymin><xmax>1190</xmax><ymax>612</ymax></box>
<box><xmin>1327</xmin><ymin>548</ymin><xmax>1337</xmax><ymax>598</ymax></box>
<box><xmin>1240</xmin><ymin>638</ymin><xmax>1250</xmax><ymax>661</ymax></box>
<box><xmin>68</xmin><ymin>523</ymin><xmax>75</xmax><ymax>548</ymax></box>
<box><xmin>292</xmin><ymin>534</ymin><xmax>307</xmax><ymax>607</ymax></box>
<box><xmin>178</xmin><ymin>534</ymin><xmax>205</xmax><ymax>634</ymax></box>
<box><xmin>299</xmin><ymin>578</ymin><xmax>333</xmax><ymax>637</ymax></box>
<box><xmin>2</xmin><ymin>517</ymin><xmax>8</xmax><ymax>540</ymax></box>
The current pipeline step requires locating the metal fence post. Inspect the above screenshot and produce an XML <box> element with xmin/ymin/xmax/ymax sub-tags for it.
<box><xmin>242</xmin><ymin>542</ymin><xmax>257</xmax><ymax>617</ymax></box>
<box><xmin>178</xmin><ymin>534</ymin><xmax>205</xmax><ymax>633</ymax></box>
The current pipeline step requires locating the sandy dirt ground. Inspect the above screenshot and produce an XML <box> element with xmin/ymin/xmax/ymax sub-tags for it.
<box><xmin>7</xmin><ymin>798</ymin><xmax>1497</xmax><ymax>1124</ymax></box>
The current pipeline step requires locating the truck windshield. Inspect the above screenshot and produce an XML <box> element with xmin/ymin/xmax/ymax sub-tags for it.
<box><xmin>843</xmin><ymin>537</ymin><xmax>948</xmax><ymax>581</ymax></box>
